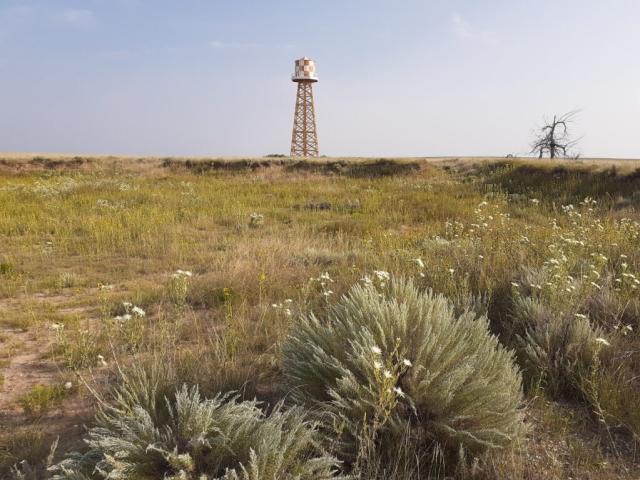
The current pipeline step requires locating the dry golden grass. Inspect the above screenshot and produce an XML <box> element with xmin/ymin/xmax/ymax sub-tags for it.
<box><xmin>0</xmin><ymin>155</ymin><xmax>639</xmax><ymax>479</ymax></box>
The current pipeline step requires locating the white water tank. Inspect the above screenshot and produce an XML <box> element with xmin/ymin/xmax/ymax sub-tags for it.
<box><xmin>292</xmin><ymin>57</ymin><xmax>318</xmax><ymax>82</ymax></box>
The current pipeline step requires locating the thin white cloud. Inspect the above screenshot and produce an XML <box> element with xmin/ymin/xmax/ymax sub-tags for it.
<box><xmin>452</xmin><ymin>14</ymin><xmax>472</xmax><ymax>39</ymax></box>
<box><xmin>55</xmin><ymin>9</ymin><xmax>95</xmax><ymax>27</ymax></box>
<box><xmin>451</xmin><ymin>13</ymin><xmax>497</xmax><ymax>45</ymax></box>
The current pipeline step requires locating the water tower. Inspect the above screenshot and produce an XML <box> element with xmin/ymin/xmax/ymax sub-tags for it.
<box><xmin>290</xmin><ymin>57</ymin><xmax>319</xmax><ymax>157</ymax></box>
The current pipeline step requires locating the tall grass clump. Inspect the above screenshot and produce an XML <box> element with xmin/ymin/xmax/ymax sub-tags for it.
<box><xmin>50</xmin><ymin>366</ymin><xmax>344</xmax><ymax>480</ymax></box>
<box><xmin>282</xmin><ymin>278</ymin><xmax>524</xmax><ymax>469</ymax></box>
<box><xmin>510</xmin><ymin>295</ymin><xmax>603</xmax><ymax>399</ymax></box>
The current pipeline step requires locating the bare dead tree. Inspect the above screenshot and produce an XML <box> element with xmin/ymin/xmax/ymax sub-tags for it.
<box><xmin>530</xmin><ymin>111</ymin><xmax>580</xmax><ymax>159</ymax></box>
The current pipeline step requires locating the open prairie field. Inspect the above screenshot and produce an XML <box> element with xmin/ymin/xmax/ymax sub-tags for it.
<box><xmin>1</xmin><ymin>156</ymin><xmax>640</xmax><ymax>479</ymax></box>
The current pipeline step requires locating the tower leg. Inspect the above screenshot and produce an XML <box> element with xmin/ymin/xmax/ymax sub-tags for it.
<box><xmin>290</xmin><ymin>82</ymin><xmax>319</xmax><ymax>157</ymax></box>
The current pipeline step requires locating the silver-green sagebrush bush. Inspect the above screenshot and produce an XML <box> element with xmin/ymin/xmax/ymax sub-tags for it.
<box><xmin>282</xmin><ymin>278</ymin><xmax>525</xmax><ymax>464</ymax></box>
<box><xmin>511</xmin><ymin>296</ymin><xmax>603</xmax><ymax>398</ymax></box>
<box><xmin>50</xmin><ymin>370</ymin><xmax>344</xmax><ymax>480</ymax></box>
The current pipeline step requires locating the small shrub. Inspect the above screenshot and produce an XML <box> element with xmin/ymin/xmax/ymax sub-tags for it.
<box><xmin>52</xmin><ymin>324</ymin><xmax>103</xmax><ymax>370</ymax></box>
<box><xmin>282</xmin><ymin>278</ymin><xmax>524</xmax><ymax>467</ymax></box>
<box><xmin>168</xmin><ymin>269</ymin><xmax>192</xmax><ymax>307</ymax></box>
<box><xmin>174</xmin><ymin>345</ymin><xmax>264</xmax><ymax>400</ymax></box>
<box><xmin>0</xmin><ymin>431</ymin><xmax>57</xmax><ymax>480</ymax></box>
<box><xmin>0</xmin><ymin>262</ymin><xmax>15</xmax><ymax>276</ymax></box>
<box><xmin>125</xmin><ymin>347</ymin><xmax>265</xmax><ymax>406</ymax></box>
<box><xmin>17</xmin><ymin>384</ymin><xmax>68</xmax><ymax>417</ymax></box>
<box><xmin>51</xmin><ymin>368</ymin><xmax>344</xmax><ymax>480</ymax></box>
<box><xmin>511</xmin><ymin>296</ymin><xmax>602</xmax><ymax>399</ymax></box>
<box><xmin>353</xmin><ymin>426</ymin><xmax>437</xmax><ymax>480</ymax></box>
<box><xmin>248</xmin><ymin>212</ymin><xmax>264</xmax><ymax>228</ymax></box>
<box><xmin>57</xmin><ymin>272</ymin><xmax>78</xmax><ymax>289</ymax></box>
<box><xmin>583</xmin><ymin>361</ymin><xmax>640</xmax><ymax>439</ymax></box>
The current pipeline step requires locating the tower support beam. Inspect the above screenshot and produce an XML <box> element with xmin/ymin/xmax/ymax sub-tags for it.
<box><xmin>290</xmin><ymin>81</ymin><xmax>319</xmax><ymax>157</ymax></box>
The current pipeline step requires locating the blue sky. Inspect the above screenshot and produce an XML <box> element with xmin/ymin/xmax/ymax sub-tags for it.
<box><xmin>0</xmin><ymin>0</ymin><xmax>638</xmax><ymax>157</ymax></box>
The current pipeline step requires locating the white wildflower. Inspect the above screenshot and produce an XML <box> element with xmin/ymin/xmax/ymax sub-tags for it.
<box><xmin>403</xmin><ymin>358</ymin><xmax>412</xmax><ymax>367</ymax></box>
<box><xmin>113</xmin><ymin>314</ymin><xmax>132</xmax><ymax>323</ymax></box>
<box><xmin>392</xmin><ymin>386</ymin><xmax>406</xmax><ymax>398</ymax></box>
<box><xmin>319</xmin><ymin>272</ymin><xmax>333</xmax><ymax>282</ymax></box>
<box><xmin>248</xmin><ymin>212</ymin><xmax>264</xmax><ymax>228</ymax></box>
<box><xmin>371</xmin><ymin>346</ymin><xmax>382</xmax><ymax>355</ymax></box>
<box><xmin>373</xmin><ymin>361</ymin><xmax>383</xmax><ymax>370</ymax></box>
<box><xmin>64</xmin><ymin>381</ymin><xmax>73</xmax><ymax>390</ymax></box>
<box><xmin>373</xmin><ymin>270</ymin><xmax>390</xmax><ymax>281</ymax></box>
<box><xmin>361</xmin><ymin>275</ymin><xmax>374</xmax><ymax>287</ymax></box>
<box><xmin>175</xmin><ymin>269</ymin><xmax>193</xmax><ymax>277</ymax></box>
<box><xmin>383</xmin><ymin>370</ymin><xmax>393</xmax><ymax>379</ymax></box>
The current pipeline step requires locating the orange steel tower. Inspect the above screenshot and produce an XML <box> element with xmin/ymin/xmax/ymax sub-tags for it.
<box><xmin>290</xmin><ymin>57</ymin><xmax>319</xmax><ymax>157</ymax></box>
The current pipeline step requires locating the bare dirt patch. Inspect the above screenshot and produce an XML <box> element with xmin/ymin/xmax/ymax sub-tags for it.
<box><xmin>0</xmin><ymin>328</ymin><xmax>58</xmax><ymax>411</ymax></box>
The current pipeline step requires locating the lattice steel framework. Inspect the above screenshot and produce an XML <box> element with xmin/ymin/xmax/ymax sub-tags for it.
<box><xmin>290</xmin><ymin>81</ymin><xmax>319</xmax><ymax>157</ymax></box>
